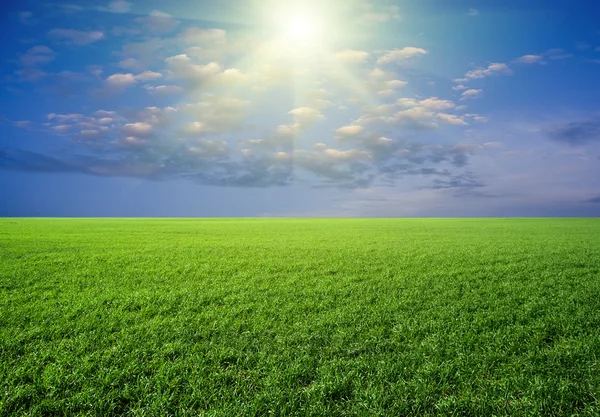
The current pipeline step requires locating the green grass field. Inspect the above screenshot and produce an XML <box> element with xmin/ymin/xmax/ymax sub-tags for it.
<box><xmin>1</xmin><ymin>219</ymin><xmax>600</xmax><ymax>416</ymax></box>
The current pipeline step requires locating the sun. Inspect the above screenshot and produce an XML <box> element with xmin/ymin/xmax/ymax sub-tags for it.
<box><xmin>288</xmin><ymin>16</ymin><xmax>315</xmax><ymax>41</ymax></box>
<box><xmin>271</xmin><ymin>6</ymin><xmax>327</xmax><ymax>49</ymax></box>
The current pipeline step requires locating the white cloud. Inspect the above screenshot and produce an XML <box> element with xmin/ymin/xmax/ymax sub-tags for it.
<box><xmin>365</xmin><ymin>69</ymin><xmax>407</xmax><ymax>96</ymax></box>
<box><xmin>183</xmin><ymin>122</ymin><xmax>207</xmax><ymax>134</ymax></box>
<box><xmin>464</xmin><ymin>62</ymin><xmax>513</xmax><ymax>79</ymax></box>
<box><xmin>438</xmin><ymin>113</ymin><xmax>468</xmax><ymax>126</ymax></box>
<box><xmin>333</xmin><ymin>50</ymin><xmax>370</xmax><ymax>64</ymax></box>
<box><xmin>134</xmin><ymin>71</ymin><xmax>163</xmax><ymax>81</ymax></box>
<box><xmin>94</xmin><ymin>110</ymin><xmax>116</xmax><ymax>118</ymax></box>
<box><xmin>391</xmin><ymin>107</ymin><xmax>438</xmax><ymax>129</ymax></box>
<box><xmin>460</xmin><ymin>89</ymin><xmax>482</xmax><ymax>100</ymax></box>
<box><xmin>48</xmin><ymin>29</ymin><xmax>105</xmax><ymax>45</ymax></box>
<box><xmin>324</xmin><ymin>148</ymin><xmax>371</xmax><ymax>162</ymax></box>
<box><xmin>464</xmin><ymin>114</ymin><xmax>489</xmax><ymax>122</ymax></box>
<box><xmin>335</xmin><ymin>125</ymin><xmax>365</xmax><ymax>136</ymax></box>
<box><xmin>514</xmin><ymin>54</ymin><xmax>544</xmax><ymax>64</ymax></box>
<box><xmin>188</xmin><ymin>140</ymin><xmax>230</xmax><ymax>158</ymax></box>
<box><xmin>377</xmin><ymin>47</ymin><xmax>428</xmax><ymax>64</ymax></box>
<box><xmin>78</xmin><ymin>129</ymin><xmax>107</xmax><ymax>140</ymax></box>
<box><xmin>419</xmin><ymin>97</ymin><xmax>455</xmax><ymax>110</ymax></box>
<box><xmin>452</xmin><ymin>84</ymin><xmax>468</xmax><ymax>91</ymax></box>
<box><xmin>288</xmin><ymin>107</ymin><xmax>325</xmax><ymax>127</ymax></box>
<box><xmin>377</xmin><ymin>89</ymin><xmax>395</xmax><ymax>97</ymax></box>
<box><xmin>276</xmin><ymin>124</ymin><xmax>301</xmax><ymax>138</ymax></box>
<box><xmin>105</xmin><ymin>73</ymin><xmax>137</xmax><ymax>89</ymax></box>
<box><xmin>52</xmin><ymin>125</ymin><xmax>71</xmax><ymax>133</ymax></box>
<box><xmin>179</xmin><ymin>28</ymin><xmax>226</xmax><ymax>44</ymax></box>
<box><xmin>396</xmin><ymin>98</ymin><xmax>420</xmax><ymax>108</ymax></box>
<box><xmin>483</xmin><ymin>142</ymin><xmax>502</xmax><ymax>149</ymax></box>
<box><xmin>361</xmin><ymin>5</ymin><xmax>401</xmax><ymax>23</ymax></box>
<box><xmin>468</xmin><ymin>8</ymin><xmax>479</xmax><ymax>16</ymax></box>
<box><xmin>179</xmin><ymin>94</ymin><xmax>249</xmax><ymax>133</ymax></box>
<box><xmin>313</xmin><ymin>99</ymin><xmax>334</xmax><ymax>110</ymax></box>
<box><xmin>397</xmin><ymin>97</ymin><xmax>455</xmax><ymax>111</ymax></box>
<box><xmin>218</xmin><ymin>68</ymin><xmax>249</xmax><ymax>85</ymax></box>
<box><xmin>122</xmin><ymin>122</ymin><xmax>153</xmax><ymax>136</ymax></box>
<box><xmin>144</xmin><ymin>85</ymin><xmax>184</xmax><ymax>96</ymax></box>
<box><xmin>165</xmin><ymin>54</ymin><xmax>221</xmax><ymax>84</ymax></box>
<box><xmin>47</xmin><ymin>113</ymin><xmax>84</xmax><ymax>123</ymax></box>
<box><xmin>118</xmin><ymin>58</ymin><xmax>141</xmax><ymax>70</ymax></box>
<box><xmin>135</xmin><ymin>10</ymin><xmax>179</xmax><ymax>34</ymax></box>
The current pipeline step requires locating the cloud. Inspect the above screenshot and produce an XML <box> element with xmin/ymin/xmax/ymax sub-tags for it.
<box><xmin>179</xmin><ymin>28</ymin><xmax>226</xmax><ymax>45</ymax></box>
<box><xmin>361</xmin><ymin>5</ymin><xmax>401</xmax><ymax>23</ymax></box>
<box><xmin>335</xmin><ymin>125</ymin><xmax>365</xmax><ymax>137</ymax></box>
<box><xmin>468</xmin><ymin>8</ymin><xmax>479</xmax><ymax>16</ymax></box>
<box><xmin>179</xmin><ymin>94</ymin><xmax>250</xmax><ymax>133</ymax></box>
<box><xmin>364</xmin><ymin>69</ymin><xmax>408</xmax><ymax>96</ymax></box>
<box><xmin>333</xmin><ymin>50</ymin><xmax>370</xmax><ymax>64</ymax></box>
<box><xmin>48</xmin><ymin>29</ymin><xmax>105</xmax><ymax>45</ymax></box>
<box><xmin>14</xmin><ymin>46</ymin><xmax>56</xmax><ymax>82</ymax></box>
<box><xmin>106</xmin><ymin>1</ymin><xmax>131</xmax><ymax>13</ymax></box>
<box><xmin>546</xmin><ymin>118</ymin><xmax>600</xmax><ymax>146</ymax></box>
<box><xmin>514</xmin><ymin>54</ymin><xmax>545</xmax><ymax>64</ymax></box>
<box><xmin>424</xmin><ymin>171</ymin><xmax>490</xmax><ymax>197</ymax></box>
<box><xmin>144</xmin><ymin>85</ymin><xmax>184</xmax><ymax>96</ymax></box>
<box><xmin>355</xmin><ymin>96</ymin><xmax>467</xmax><ymax>130</ymax></box>
<box><xmin>463</xmin><ymin>63</ymin><xmax>513</xmax><ymax>80</ymax></box>
<box><xmin>452</xmin><ymin>84</ymin><xmax>468</xmax><ymax>91</ymax></box>
<box><xmin>587</xmin><ymin>194</ymin><xmax>600</xmax><ymax>203</ymax></box>
<box><xmin>544</xmin><ymin>48</ymin><xmax>573</xmax><ymax>60</ymax></box>
<box><xmin>418</xmin><ymin>97</ymin><xmax>455</xmax><ymax>110</ymax></box>
<box><xmin>391</xmin><ymin>107</ymin><xmax>438</xmax><ymax>130</ymax></box>
<box><xmin>18</xmin><ymin>11</ymin><xmax>37</xmax><ymax>25</ymax></box>
<box><xmin>460</xmin><ymin>89</ymin><xmax>482</xmax><ymax>100</ymax></box>
<box><xmin>135</xmin><ymin>10</ymin><xmax>180</xmax><ymax>34</ymax></box>
<box><xmin>165</xmin><ymin>54</ymin><xmax>221</xmax><ymax>85</ymax></box>
<box><xmin>19</xmin><ymin>46</ymin><xmax>55</xmax><ymax>67</ymax></box>
<box><xmin>438</xmin><ymin>113</ymin><xmax>468</xmax><ymax>126</ymax></box>
<box><xmin>134</xmin><ymin>71</ymin><xmax>163</xmax><ymax>81</ymax></box>
<box><xmin>288</xmin><ymin>107</ymin><xmax>325</xmax><ymax>127</ymax></box>
<box><xmin>105</xmin><ymin>73</ymin><xmax>137</xmax><ymax>89</ymax></box>
<box><xmin>103</xmin><ymin>71</ymin><xmax>163</xmax><ymax>92</ymax></box>
<box><xmin>483</xmin><ymin>142</ymin><xmax>502</xmax><ymax>148</ymax></box>
<box><xmin>121</xmin><ymin>122</ymin><xmax>153</xmax><ymax>136</ymax></box>
<box><xmin>377</xmin><ymin>47</ymin><xmax>428</xmax><ymax>65</ymax></box>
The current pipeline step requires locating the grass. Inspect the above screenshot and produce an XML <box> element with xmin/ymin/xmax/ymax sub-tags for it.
<box><xmin>1</xmin><ymin>218</ymin><xmax>600</xmax><ymax>416</ymax></box>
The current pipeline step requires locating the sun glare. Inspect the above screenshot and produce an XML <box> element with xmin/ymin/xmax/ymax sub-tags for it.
<box><xmin>288</xmin><ymin>17</ymin><xmax>315</xmax><ymax>40</ymax></box>
<box><xmin>271</xmin><ymin>5</ymin><xmax>327</xmax><ymax>49</ymax></box>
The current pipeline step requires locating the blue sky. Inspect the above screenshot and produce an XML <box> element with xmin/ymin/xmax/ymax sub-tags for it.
<box><xmin>1</xmin><ymin>0</ymin><xmax>600</xmax><ymax>217</ymax></box>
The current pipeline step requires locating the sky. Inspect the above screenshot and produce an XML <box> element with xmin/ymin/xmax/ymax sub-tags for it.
<box><xmin>1</xmin><ymin>0</ymin><xmax>600</xmax><ymax>217</ymax></box>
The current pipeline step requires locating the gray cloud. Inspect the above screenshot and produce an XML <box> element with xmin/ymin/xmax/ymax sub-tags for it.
<box><xmin>587</xmin><ymin>195</ymin><xmax>600</xmax><ymax>203</ymax></box>
<box><xmin>546</xmin><ymin>118</ymin><xmax>600</xmax><ymax>146</ymax></box>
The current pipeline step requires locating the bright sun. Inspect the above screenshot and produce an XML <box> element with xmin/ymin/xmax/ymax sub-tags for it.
<box><xmin>287</xmin><ymin>16</ymin><xmax>316</xmax><ymax>41</ymax></box>
<box><xmin>271</xmin><ymin>5</ymin><xmax>327</xmax><ymax>49</ymax></box>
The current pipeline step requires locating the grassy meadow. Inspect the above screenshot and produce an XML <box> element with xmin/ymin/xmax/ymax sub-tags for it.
<box><xmin>1</xmin><ymin>218</ymin><xmax>600</xmax><ymax>416</ymax></box>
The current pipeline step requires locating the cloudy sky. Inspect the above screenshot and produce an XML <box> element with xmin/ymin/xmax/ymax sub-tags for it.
<box><xmin>1</xmin><ymin>0</ymin><xmax>600</xmax><ymax>217</ymax></box>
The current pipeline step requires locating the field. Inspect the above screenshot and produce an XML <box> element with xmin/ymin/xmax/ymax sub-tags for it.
<box><xmin>1</xmin><ymin>218</ymin><xmax>600</xmax><ymax>416</ymax></box>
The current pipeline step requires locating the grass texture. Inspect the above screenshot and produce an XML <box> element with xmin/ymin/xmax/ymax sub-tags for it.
<box><xmin>1</xmin><ymin>218</ymin><xmax>600</xmax><ymax>416</ymax></box>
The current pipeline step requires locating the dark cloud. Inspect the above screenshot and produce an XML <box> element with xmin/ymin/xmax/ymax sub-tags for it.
<box><xmin>586</xmin><ymin>195</ymin><xmax>600</xmax><ymax>203</ymax></box>
<box><xmin>421</xmin><ymin>171</ymin><xmax>495</xmax><ymax>197</ymax></box>
<box><xmin>546</xmin><ymin>118</ymin><xmax>600</xmax><ymax>146</ymax></box>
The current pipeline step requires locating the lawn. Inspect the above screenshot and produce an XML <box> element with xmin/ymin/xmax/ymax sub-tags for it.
<box><xmin>1</xmin><ymin>218</ymin><xmax>599</xmax><ymax>416</ymax></box>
